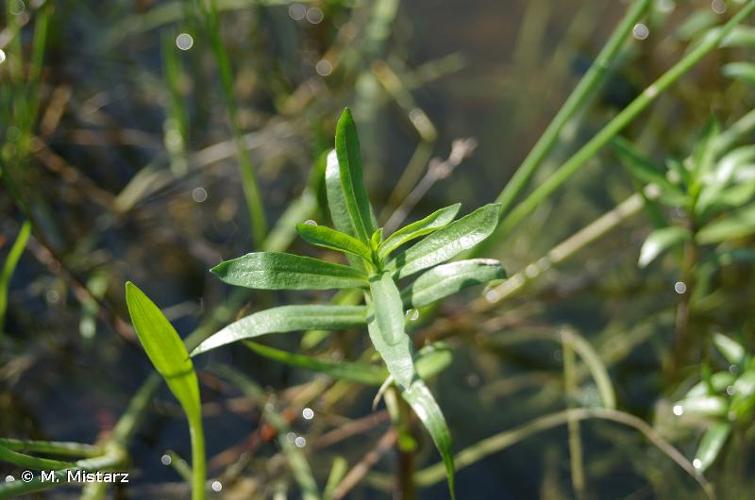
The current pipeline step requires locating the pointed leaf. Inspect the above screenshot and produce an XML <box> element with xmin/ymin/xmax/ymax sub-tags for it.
<box><xmin>192</xmin><ymin>305</ymin><xmax>367</xmax><ymax>356</ymax></box>
<box><xmin>613</xmin><ymin>138</ymin><xmax>684</xmax><ymax>197</ymax></box>
<box><xmin>211</xmin><ymin>252</ymin><xmax>368</xmax><ymax>290</ymax></box>
<box><xmin>685</xmin><ymin>371</ymin><xmax>736</xmax><ymax>398</ymax></box>
<box><xmin>125</xmin><ymin>282</ymin><xmax>200</xmax><ymax>418</ymax></box>
<box><xmin>244</xmin><ymin>341</ymin><xmax>385</xmax><ymax>385</ymax></box>
<box><xmin>390</xmin><ymin>203</ymin><xmax>502</xmax><ymax>279</ymax></box>
<box><xmin>638</xmin><ymin>226</ymin><xmax>690</xmax><ymax>267</ymax></box>
<box><xmin>696</xmin><ymin>203</ymin><xmax>755</xmax><ymax>244</ymax></box>
<box><xmin>723</xmin><ymin>62</ymin><xmax>755</xmax><ymax>86</ymax></box>
<box><xmin>367</xmin><ymin>278</ymin><xmax>415</xmax><ymax>390</ymax></box>
<box><xmin>243</xmin><ymin>341</ymin><xmax>451</xmax><ymax>386</ymax></box>
<box><xmin>713</xmin><ymin>333</ymin><xmax>746</xmax><ymax>365</ymax></box>
<box><xmin>334</xmin><ymin>108</ymin><xmax>377</xmax><ymax>242</ymax></box>
<box><xmin>674</xmin><ymin>396</ymin><xmax>728</xmax><ymax>418</ymax></box>
<box><xmin>401</xmin><ymin>380</ymin><xmax>455</xmax><ymax>499</ymax></box>
<box><xmin>369</xmin><ymin>272</ymin><xmax>407</xmax><ymax>346</ymax></box>
<box><xmin>379</xmin><ymin>203</ymin><xmax>461</xmax><ymax>258</ymax></box>
<box><xmin>402</xmin><ymin>259</ymin><xmax>505</xmax><ymax>308</ymax></box>
<box><xmin>694</xmin><ymin>422</ymin><xmax>730</xmax><ymax>472</ymax></box>
<box><xmin>296</xmin><ymin>223</ymin><xmax>372</xmax><ymax>260</ymax></box>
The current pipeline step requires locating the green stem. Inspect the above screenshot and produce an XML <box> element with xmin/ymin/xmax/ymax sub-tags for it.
<box><xmin>0</xmin><ymin>221</ymin><xmax>31</xmax><ymax>336</ymax></box>
<box><xmin>494</xmin><ymin>0</ymin><xmax>652</xmax><ymax>216</ymax></box>
<box><xmin>0</xmin><ymin>438</ymin><xmax>100</xmax><ymax>459</ymax></box>
<box><xmin>194</xmin><ymin>0</ymin><xmax>267</xmax><ymax>246</ymax></box>
<box><xmin>188</xmin><ymin>414</ymin><xmax>207</xmax><ymax>500</ymax></box>
<box><xmin>495</xmin><ymin>1</ymin><xmax>755</xmax><ymax>239</ymax></box>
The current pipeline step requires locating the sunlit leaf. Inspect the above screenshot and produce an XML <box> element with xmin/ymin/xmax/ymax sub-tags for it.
<box><xmin>402</xmin><ymin>259</ymin><xmax>505</xmax><ymax>308</ymax></box>
<box><xmin>723</xmin><ymin>62</ymin><xmax>755</xmax><ymax>85</ymax></box>
<box><xmin>192</xmin><ymin>305</ymin><xmax>367</xmax><ymax>356</ymax></box>
<box><xmin>674</xmin><ymin>396</ymin><xmax>728</xmax><ymax>418</ymax></box>
<box><xmin>685</xmin><ymin>371</ymin><xmax>736</xmax><ymax>398</ymax></box>
<box><xmin>334</xmin><ymin>108</ymin><xmax>377</xmax><ymax>242</ymax></box>
<box><xmin>369</xmin><ymin>272</ymin><xmax>407</xmax><ymax>347</ymax></box>
<box><xmin>693</xmin><ymin>422</ymin><xmax>730</xmax><ymax>472</ymax></box>
<box><xmin>713</xmin><ymin>333</ymin><xmax>746</xmax><ymax>365</ymax></box>
<box><xmin>296</xmin><ymin>223</ymin><xmax>372</xmax><ymax>260</ymax></box>
<box><xmin>696</xmin><ymin>203</ymin><xmax>755</xmax><ymax>244</ymax></box>
<box><xmin>379</xmin><ymin>203</ymin><xmax>461</xmax><ymax>258</ymax></box>
<box><xmin>638</xmin><ymin>226</ymin><xmax>690</xmax><ymax>267</ymax></box>
<box><xmin>125</xmin><ymin>282</ymin><xmax>205</xmax><ymax>500</ymax></box>
<box><xmin>211</xmin><ymin>252</ymin><xmax>368</xmax><ymax>290</ymax></box>
<box><xmin>390</xmin><ymin>203</ymin><xmax>501</xmax><ymax>279</ymax></box>
<box><xmin>401</xmin><ymin>380</ymin><xmax>455</xmax><ymax>499</ymax></box>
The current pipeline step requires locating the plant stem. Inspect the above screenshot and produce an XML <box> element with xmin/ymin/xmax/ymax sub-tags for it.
<box><xmin>193</xmin><ymin>0</ymin><xmax>267</xmax><ymax>246</ymax></box>
<box><xmin>562</xmin><ymin>333</ymin><xmax>587</xmax><ymax>500</ymax></box>
<box><xmin>494</xmin><ymin>0</ymin><xmax>652</xmax><ymax>216</ymax></box>
<box><xmin>189</xmin><ymin>414</ymin><xmax>207</xmax><ymax>500</ymax></box>
<box><xmin>494</xmin><ymin>1</ymin><xmax>755</xmax><ymax>240</ymax></box>
<box><xmin>0</xmin><ymin>220</ymin><xmax>31</xmax><ymax>337</ymax></box>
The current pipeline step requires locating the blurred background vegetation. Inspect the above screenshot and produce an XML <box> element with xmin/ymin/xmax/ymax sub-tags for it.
<box><xmin>1</xmin><ymin>0</ymin><xmax>754</xmax><ymax>498</ymax></box>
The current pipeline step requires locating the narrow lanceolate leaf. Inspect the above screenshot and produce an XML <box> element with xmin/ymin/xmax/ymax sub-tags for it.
<box><xmin>334</xmin><ymin>108</ymin><xmax>377</xmax><ymax>242</ymax></box>
<box><xmin>390</xmin><ymin>203</ymin><xmax>502</xmax><ymax>279</ymax></box>
<box><xmin>125</xmin><ymin>282</ymin><xmax>206</xmax><ymax>500</ymax></box>
<box><xmin>402</xmin><ymin>259</ymin><xmax>505</xmax><ymax>308</ymax></box>
<box><xmin>379</xmin><ymin>203</ymin><xmax>461</xmax><ymax>258</ymax></box>
<box><xmin>244</xmin><ymin>341</ymin><xmax>385</xmax><ymax>385</ymax></box>
<box><xmin>612</xmin><ymin>138</ymin><xmax>684</xmax><ymax>197</ymax></box>
<box><xmin>125</xmin><ymin>282</ymin><xmax>200</xmax><ymax>417</ymax></box>
<box><xmin>694</xmin><ymin>422</ymin><xmax>731</xmax><ymax>472</ymax></box>
<box><xmin>402</xmin><ymin>381</ymin><xmax>455</xmax><ymax>499</ymax></box>
<box><xmin>696</xmin><ymin>203</ymin><xmax>755</xmax><ymax>244</ymax></box>
<box><xmin>713</xmin><ymin>333</ymin><xmax>746</xmax><ymax>365</ymax></box>
<box><xmin>369</xmin><ymin>273</ymin><xmax>406</xmax><ymax>346</ymax></box>
<box><xmin>211</xmin><ymin>252</ymin><xmax>368</xmax><ymax>290</ymax></box>
<box><xmin>243</xmin><ymin>341</ymin><xmax>453</xmax><ymax>386</ymax></box>
<box><xmin>638</xmin><ymin>226</ymin><xmax>691</xmax><ymax>267</ymax></box>
<box><xmin>367</xmin><ymin>281</ymin><xmax>415</xmax><ymax>390</ymax></box>
<box><xmin>192</xmin><ymin>305</ymin><xmax>367</xmax><ymax>356</ymax></box>
<box><xmin>296</xmin><ymin>223</ymin><xmax>372</xmax><ymax>260</ymax></box>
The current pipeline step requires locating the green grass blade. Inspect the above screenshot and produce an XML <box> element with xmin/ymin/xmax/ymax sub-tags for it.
<box><xmin>192</xmin><ymin>305</ymin><xmax>367</xmax><ymax>356</ymax></box>
<box><xmin>694</xmin><ymin>422</ymin><xmax>730</xmax><ymax>472</ymax></box>
<box><xmin>638</xmin><ymin>227</ymin><xmax>691</xmax><ymax>268</ymax></box>
<box><xmin>401</xmin><ymin>380</ymin><xmax>455</xmax><ymax>499</ymax></box>
<box><xmin>401</xmin><ymin>259</ymin><xmax>505</xmax><ymax>308</ymax></box>
<box><xmin>296</xmin><ymin>223</ymin><xmax>373</xmax><ymax>261</ymax></box>
<box><xmin>211</xmin><ymin>252</ymin><xmax>368</xmax><ymax>290</ymax></box>
<box><xmin>0</xmin><ymin>443</ymin><xmax>75</xmax><ymax>470</ymax></box>
<box><xmin>244</xmin><ymin>341</ymin><xmax>385</xmax><ymax>385</ymax></box>
<box><xmin>334</xmin><ymin>108</ymin><xmax>377</xmax><ymax>242</ymax></box>
<box><xmin>390</xmin><ymin>204</ymin><xmax>501</xmax><ymax>279</ymax></box>
<box><xmin>124</xmin><ymin>282</ymin><xmax>205</xmax><ymax>500</ymax></box>
<box><xmin>379</xmin><ymin>203</ymin><xmax>461</xmax><ymax>258</ymax></box>
<box><xmin>0</xmin><ymin>220</ymin><xmax>31</xmax><ymax>336</ymax></box>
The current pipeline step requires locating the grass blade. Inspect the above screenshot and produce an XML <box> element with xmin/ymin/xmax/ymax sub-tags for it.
<box><xmin>0</xmin><ymin>220</ymin><xmax>31</xmax><ymax>336</ymax></box>
<box><xmin>334</xmin><ymin>108</ymin><xmax>377</xmax><ymax>242</ymax></box>
<box><xmin>124</xmin><ymin>282</ymin><xmax>205</xmax><ymax>500</ymax></box>
<box><xmin>192</xmin><ymin>305</ymin><xmax>367</xmax><ymax>356</ymax></box>
<box><xmin>401</xmin><ymin>259</ymin><xmax>505</xmax><ymax>308</ymax></box>
<box><xmin>296</xmin><ymin>223</ymin><xmax>372</xmax><ymax>261</ymax></box>
<box><xmin>379</xmin><ymin>203</ymin><xmax>461</xmax><ymax>258</ymax></box>
<box><xmin>211</xmin><ymin>252</ymin><xmax>368</xmax><ymax>290</ymax></box>
<box><xmin>390</xmin><ymin>204</ymin><xmax>501</xmax><ymax>279</ymax></box>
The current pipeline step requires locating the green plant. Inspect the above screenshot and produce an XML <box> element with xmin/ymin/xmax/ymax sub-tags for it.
<box><xmin>671</xmin><ymin>334</ymin><xmax>754</xmax><ymax>472</ymax></box>
<box><xmin>192</xmin><ymin>108</ymin><xmax>506</xmax><ymax>496</ymax></box>
<box><xmin>125</xmin><ymin>282</ymin><xmax>206</xmax><ymax>500</ymax></box>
